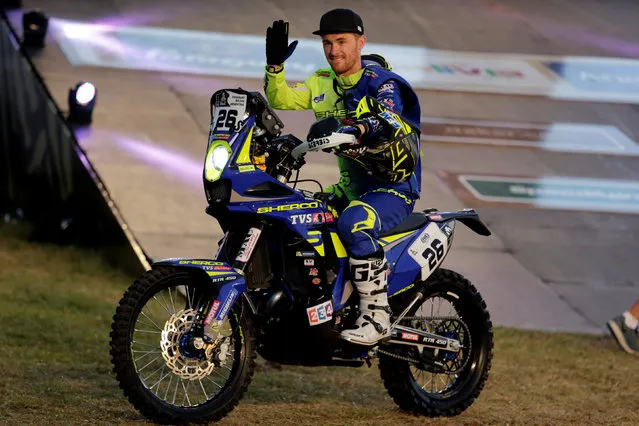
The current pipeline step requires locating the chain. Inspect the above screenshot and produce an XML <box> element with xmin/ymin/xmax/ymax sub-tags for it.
<box><xmin>397</xmin><ymin>315</ymin><xmax>462</xmax><ymax>323</ymax></box>
<box><xmin>377</xmin><ymin>347</ymin><xmax>419</xmax><ymax>363</ymax></box>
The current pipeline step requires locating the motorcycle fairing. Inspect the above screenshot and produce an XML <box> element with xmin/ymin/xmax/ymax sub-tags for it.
<box><xmin>213</xmin><ymin>115</ymin><xmax>302</xmax><ymax>200</ymax></box>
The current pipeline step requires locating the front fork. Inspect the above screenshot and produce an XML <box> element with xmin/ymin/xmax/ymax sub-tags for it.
<box><xmin>199</xmin><ymin>225</ymin><xmax>264</xmax><ymax>340</ymax></box>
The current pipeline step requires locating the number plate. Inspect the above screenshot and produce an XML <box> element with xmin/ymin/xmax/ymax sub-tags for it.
<box><xmin>211</xmin><ymin>90</ymin><xmax>248</xmax><ymax>136</ymax></box>
<box><xmin>407</xmin><ymin>223</ymin><xmax>449</xmax><ymax>280</ymax></box>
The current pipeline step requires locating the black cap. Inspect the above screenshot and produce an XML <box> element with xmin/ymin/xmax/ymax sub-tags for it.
<box><xmin>312</xmin><ymin>8</ymin><xmax>364</xmax><ymax>36</ymax></box>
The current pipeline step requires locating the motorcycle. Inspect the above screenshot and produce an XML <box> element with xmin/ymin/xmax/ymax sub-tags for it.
<box><xmin>110</xmin><ymin>88</ymin><xmax>494</xmax><ymax>424</ymax></box>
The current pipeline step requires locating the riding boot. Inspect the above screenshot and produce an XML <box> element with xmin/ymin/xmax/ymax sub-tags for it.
<box><xmin>340</xmin><ymin>253</ymin><xmax>392</xmax><ymax>345</ymax></box>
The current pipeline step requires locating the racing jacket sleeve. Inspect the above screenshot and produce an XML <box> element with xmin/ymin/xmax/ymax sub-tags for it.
<box><xmin>359</xmin><ymin>79</ymin><xmax>405</xmax><ymax>141</ymax></box>
<box><xmin>264</xmin><ymin>66</ymin><xmax>313</xmax><ymax>110</ymax></box>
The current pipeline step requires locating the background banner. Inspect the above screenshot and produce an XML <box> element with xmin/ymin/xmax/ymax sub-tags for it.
<box><xmin>52</xmin><ymin>19</ymin><xmax>639</xmax><ymax>103</ymax></box>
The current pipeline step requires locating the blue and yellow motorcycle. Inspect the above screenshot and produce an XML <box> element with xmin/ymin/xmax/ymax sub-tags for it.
<box><xmin>110</xmin><ymin>88</ymin><xmax>494</xmax><ymax>424</ymax></box>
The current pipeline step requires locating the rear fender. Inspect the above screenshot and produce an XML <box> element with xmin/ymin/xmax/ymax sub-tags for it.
<box><xmin>426</xmin><ymin>209</ymin><xmax>491</xmax><ymax>236</ymax></box>
<box><xmin>152</xmin><ymin>258</ymin><xmax>248</xmax><ymax>321</ymax></box>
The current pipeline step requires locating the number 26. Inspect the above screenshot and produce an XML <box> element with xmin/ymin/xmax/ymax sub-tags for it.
<box><xmin>422</xmin><ymin>238</ymin><xmax>444</xmax><ymax>270</ymax></box>
<box><xmin>215</xmin><ymin>109</ymin><xmax>238</xmax><ymax>130</ymax></box>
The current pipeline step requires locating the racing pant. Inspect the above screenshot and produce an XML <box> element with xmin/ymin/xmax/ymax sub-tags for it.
<box><xmin>337</xmin><ymin>188</ymin><xmax>414</xmax><ymax>258</ymax></box>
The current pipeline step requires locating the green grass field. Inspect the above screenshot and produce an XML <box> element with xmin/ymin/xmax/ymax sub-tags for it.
<box><xmin>1</xmin><ymin>223</ymin><xmax>637</xmax><ymax>425</ymax></box>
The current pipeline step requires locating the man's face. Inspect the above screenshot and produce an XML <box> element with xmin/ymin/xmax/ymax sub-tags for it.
<box><xmin>322</xmin><ymin>33</ymin><xmax>366</xmax><ymax>76</ymax></box>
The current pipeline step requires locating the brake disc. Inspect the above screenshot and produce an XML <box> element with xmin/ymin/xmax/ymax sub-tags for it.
<box><xmin>160</xmin><ymin>309</ymin><xmax>217</xmax><ymax>380</ymax></box>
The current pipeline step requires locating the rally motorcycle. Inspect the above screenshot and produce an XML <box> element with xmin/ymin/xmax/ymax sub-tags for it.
<box><xmin>110</xmin><ymin>88</ymin><xmax>494</xmax><ymax>424</ymax></box>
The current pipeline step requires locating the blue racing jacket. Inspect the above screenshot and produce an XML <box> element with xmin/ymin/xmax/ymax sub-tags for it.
<box><xmin>264</xmin><ymin>58</ymin><xmax>422</xmax><ymax>202</ymax></box>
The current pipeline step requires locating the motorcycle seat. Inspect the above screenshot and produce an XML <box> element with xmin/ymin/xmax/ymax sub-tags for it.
<box><xmin>379</xmin><ymin>213</ymin><xmax>429</xmax><ymax>238</ymax></box>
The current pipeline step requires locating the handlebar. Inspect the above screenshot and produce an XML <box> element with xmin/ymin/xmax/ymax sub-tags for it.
<box><xmin>291</xmin><ymin>132</ymin><xmax>358</xmax><ymax>159</ymax></box>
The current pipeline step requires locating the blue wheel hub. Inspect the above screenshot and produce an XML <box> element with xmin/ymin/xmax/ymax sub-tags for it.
<box><xmin>178</xmin><ymin>332</ymin><xmax>202</xmax><ymax>359</ymax></box>
<box><xmin>442</xmin><ymin>331</ymin><xmax>459</xmax><ymax>360</ymax></box>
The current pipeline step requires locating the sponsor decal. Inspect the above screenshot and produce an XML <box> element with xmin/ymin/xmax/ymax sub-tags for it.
<box><xmin>209</xmin><ymin>276</ymin><xmax>237</xmax><ymax>283</ymax></box>
<box><xmin>379</xmin><ymin>82</ymin><xmax>395</xmax><ymax>93</ymax></box>
<box><xmin>218</xmin><ymin>289</ymin><xmax>238</xmax><ymax>320</ymax></box>
<box><xmin>178</xmin><ymin>260</ymin><xmax>224</xmax><ymax>266</ymax></box>
<box><xmin>420</xmin><ymin>233</ymin><xmax>430</xmax><ymax>243</ymax></box>
<box><xmin>366</xmin><ymin>70</ymin><xmax>378</xmax><ymax>78</ymax></box>
<box><xmin>401</xmin><ymin>332</ymin><xmax>420</xmax><ymax>341</ymax></box>
<box><xmin>291</xmin><ymin>214</ymin><xmax>313</xmax><ymax>225</ymax></box>
<box><xmin>257</xmin><ymin>201</ymin><xmax>319</xmax><ymax>214</ymax></box>
<box><xmin>379</xmin><ymin>111</ymin><xmax>401</xmax><ymax>129</ymax></box>
<box><xmin>428</xmin><ymin>214</ymin><xmax>442</xmax><ymax>221</ymax></box>
<box><xmin>312</xmin><ymin>278</ymin><xmax>321</xmax><ymax>285</ymax></box>
<box><xmin>211</xmin><ymin>132</ymin><xmax>230</xmax><ymax>140</ymax></box>
<box><xmin>308</xmin><ymin>137</ymin><xmax>331</xmax><ymax>149</ymax></box>
<box><xmin>341</xmin><ymin>146</ymin><xmax>368</xmax><ymax>156</ymax></box>
<box><xmin>204</xmin><ymin>300</ymin><xmax>221</xmax><ymax>325</ymax></box>
<box><xmin>442</xmin><ymin>225</ymin><xmax>453</xmax><ymax>237</ymax></box>
<box><xmin>422</xmin><ymin>337</ymin><xmax>449</xmax><ymax>347</ymax></box>
<box><xmin>214</xmin><ymin>90</ymin><xmax>230</xmax><ymax>107</ymax></box>
<box><xmin>306</xmin><ymin>300</ymin><xmax>333</xmax><ymax>325</ymax></box>
<box><xmin>235</xmin><ymin>227</ymin><xmax>261</xmax><ymax>262</ymax></box>
<box><xmin>316</xmin><ymin>72</ymin><xmax>331</xmax><ymax>78</ymax></box>
<box><xmin>313</xmin><ymin>212</ymin><xmax>334</xmax><ymax>223</ymax></box>
<box><xmin>380</xmin><ymin>99</ymin><xmax>395</xmax><ymax>110</ymax></box>
<box><xmin>309</xmin><ymin>268</ymin><xmax>318</xmax><ymax>276</ymax></box>
<box><xmin>304</xmin><ymin>259</ymin><xmax>314</xmax><ymax>266</ymax></box>
<box><xmin>296</xmin><ymin>251</ymin><xmax>316</xmax><ymax>257</ymax></box>
<box><xmin>213</xmin><ymin>265</ymin><xmax>232</xmax><ymax>271</ymax></box>
<box><xmin>312</xmin><ymin>93</ymin><xmax>325</xmax><ymax>103</ymax></box>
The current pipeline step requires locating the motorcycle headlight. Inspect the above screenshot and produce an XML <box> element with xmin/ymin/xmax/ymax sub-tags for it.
<box><xmin>204</xmin><ymin>141</ymin><xmax>231</xmax><ymax>182</ymax></box>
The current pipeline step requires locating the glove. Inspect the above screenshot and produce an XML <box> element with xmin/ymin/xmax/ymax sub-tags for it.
<box><xmin>266</xmin><ymin>20</ymin><xmax>298</xmax><ymax>66</ymax></box>
<box><xmin>336</xmin><ymin>125</ymin><xmax>363</xmax><ymax>140</ymax></box>
<box><xmin>313</xmin><ymin>186</ymin><xmax>348</xmax><ymax>212</ymax></box>
<box><xmin>331</xmin><ymin>122</ymin><xmax>365</xmax><ymax>153</ymax></box>
<box><xmin>313</xmin><ymin>191</ymin><xmax>333</xmax><ymax>202</ymax></box>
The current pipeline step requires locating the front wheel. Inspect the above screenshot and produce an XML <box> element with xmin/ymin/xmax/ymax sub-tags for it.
<box><xmin>109</xmin><ymin>267</ymin><xmax>256</xmax><ymax>424</ymax></box>
<box><xmin>380</xmin><ymin>268</ymin><xmax>493</xmax><ymax>417</ymax></box>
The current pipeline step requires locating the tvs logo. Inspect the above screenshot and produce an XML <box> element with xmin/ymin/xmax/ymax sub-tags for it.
<box><xmin>291</xmin><ymin>212</ymin><xmax>334</xmax><ymax>225</ymax></box>
<box><xmin>291</xmin><ymin>214</ymin><xmax>312</xmax><ymax>225</ymax></box>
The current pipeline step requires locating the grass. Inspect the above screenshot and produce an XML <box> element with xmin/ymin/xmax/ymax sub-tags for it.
<box><xmin>1</xmin><ymin>222</ymin><xmax>638</xmax><ymax>425</ymax></box>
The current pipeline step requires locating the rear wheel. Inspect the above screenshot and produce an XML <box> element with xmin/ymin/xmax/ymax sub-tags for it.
<box><xmin>379</xmin><ymin>268</ymin><xmax>493</xmax><ymax>416</ymax></box>
<box><xmin>110</xmin><ymin>267</ymin><xmax>256</xmax><ymax>424</ymax></box>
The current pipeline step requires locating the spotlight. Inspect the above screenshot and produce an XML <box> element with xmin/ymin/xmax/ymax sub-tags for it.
<box><xmin>22</xmin><ymin>9</ymin><xmax>49</xmax><ymax>48</ymax></box>
<box><xmin>68</xmin><ymin>82</ymin><xmax>97</xmax><ymax>125</ymax></box>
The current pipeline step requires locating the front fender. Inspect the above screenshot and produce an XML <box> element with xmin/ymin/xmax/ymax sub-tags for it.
<box><xmin>153</xmin><ymin>258</ymin><xmax>242</xmax><ymax>284</ymax></box>
<box><xmin>153</xmin><ymin>258</ymin><xmax>248</xmax><ymax>321</ymax></box>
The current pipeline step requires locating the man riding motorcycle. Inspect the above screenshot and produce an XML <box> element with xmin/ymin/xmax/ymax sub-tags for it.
<box><xmin>263</xmin><ymin>8</ymin><xmax>422</xmax><ymax>345</ymax></box>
